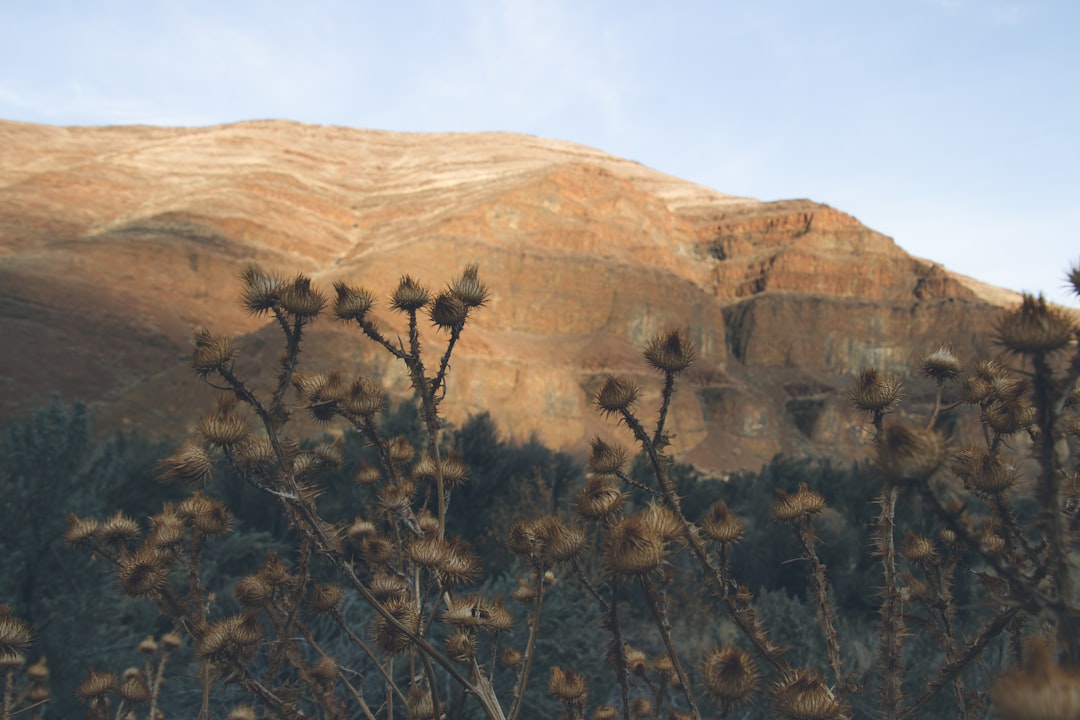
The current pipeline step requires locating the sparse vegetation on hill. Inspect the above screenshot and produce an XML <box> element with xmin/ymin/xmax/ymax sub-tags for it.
<box><xmin>4</xmin><ymin>263</ymin><xmax>1080</xmax><ymax>719</ymax></box>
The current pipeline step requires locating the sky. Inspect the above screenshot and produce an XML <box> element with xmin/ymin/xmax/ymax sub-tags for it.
<box><xmin>2</xmin><ymin>0</ymin><xmax>1078</xmax><ymax>303</ymax></box>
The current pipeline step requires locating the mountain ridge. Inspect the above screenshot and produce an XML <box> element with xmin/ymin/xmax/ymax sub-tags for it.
<box><xmin>0</xmin><ymin>119</ymin><xmax>1019</xmax><ymax>471</ymax></box>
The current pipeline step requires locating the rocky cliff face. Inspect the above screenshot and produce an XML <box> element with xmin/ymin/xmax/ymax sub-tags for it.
<box><xmin>0</xmin><ymin>119</ymin><xmax>1018</xmax><ymax>472</ymax></box>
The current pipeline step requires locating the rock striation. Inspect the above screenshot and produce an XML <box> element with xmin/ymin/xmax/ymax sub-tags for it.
<box><xmin>0</xmin><ymin>119</ymin><xmax>1020</xmax><ymax>472</ymax></box>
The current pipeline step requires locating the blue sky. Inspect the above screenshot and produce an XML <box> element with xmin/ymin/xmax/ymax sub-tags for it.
<box><xmin>2</xmin><ymin>0</ymin><xmax>1078</xmax><ymax>303</ymax></box>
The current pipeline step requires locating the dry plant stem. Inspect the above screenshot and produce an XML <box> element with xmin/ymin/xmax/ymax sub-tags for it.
<box><xmin>606</xmin><ymin>586</ymin><xmax>632</xmax><ymax>720</ymax></box>
<box><xmin>876</xmin><ymin>485</ymin><xmax>904</xmax><ymax>720</ymax></box>
<box><xmin>269</xmin><ymin>311</ymin><xmax>304</xmax><ymax>419</ymax></box>
<box><xmin>148</xmin><ymin>646</ymin><xmax>172</xmax><ymax>720</ymax></box>
<box><xmin>793</xmin><ymin>519</ymin><xmax>845</xmax><ymax>692</ymax></box>
<box><xmin>198</xmin><ymin>660</ymin><xmax>212</xmax><ymax>720</ymax></box>
<box><xmin>1031</xmin><ymin>351</ymin><xmax>1078</xmax><ymax>664</ymax></box>
<box><xmin>507</xmin><ymin>571</ymin><xmax>546</xmax><ymax>720</ymax></box>
<box><xmin>619</xmin><ymin>407</ymin><xmax>789</xmax><ymax>674</ymax></box>
<box><xmin>3</xmin><ymin>668</ymin><xmax>12</xmax><ymax>720</ymax></box>
<box><xmin>895</xmin><ymin>604</ymin><xmax>1021</xmax><ymax>720</ymax></box>
<box><xmin>652</xmin><ymin>371</ymin><xmax>676</xmax><ymax>447</ymax></box>
<box><xmin>329</xmin><ymin>609</ymin><xmax>408</xmax><ymax>706</ymax></box>
<box><xmin>639</xmin><ymin>575</ymin><xmax>702</xmax><ymax>720</ymax></box>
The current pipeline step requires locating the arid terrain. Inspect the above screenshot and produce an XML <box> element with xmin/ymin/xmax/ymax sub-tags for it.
<box><xmin>0</xmin><ymin>119</ymin><xmax>1020</xmax><ymax>471</ymax></box>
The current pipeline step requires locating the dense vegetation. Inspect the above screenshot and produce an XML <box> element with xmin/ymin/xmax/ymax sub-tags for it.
<box><xmin>3</xmin><ymin>264</ymin><xmax>1079</xmax><ymax>720</ymax></box>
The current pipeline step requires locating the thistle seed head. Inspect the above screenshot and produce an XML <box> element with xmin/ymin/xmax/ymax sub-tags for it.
<box><xmin>310</xmin><ymin>656</ymin><xmax>338</xmax><ymax>685</ymax></box>
<box><xmin>369</xmin><ymin>572</ymin><xmax>409</xmax><ymax>602</ymax></box>
<box><xmin>388</xmin><ymin>435</ymin><xmax>415</xmax><ymax>464</ymax></box>
<box><xmin>429</xmin><ymin>291</ymin><xmax>467</xmax><ymax>329</ymax></box>
<box><xmin>701</xmin><ymin>501</ymin><xmax>745</xmax><ymax>543</ymax></box>
<box><xmin>372</xmin><ymin>597</ymin><xmax>421</xmax><ymax>655</ymax></box>
<box><xmin>533</xmin><ymin>516</ymin><xmax>587</xmax><ymax>565</ymax></box>
<box><xmin>452</xmin><ymin>264</ymin><xmax>489</xmax><ymax>308</ymax></box>
<box><xmin>197</xmin><ymin>614</ymin><xmax>263</xmax><ymax>662</ymax></box>
<box><xmin>76</xmin><ymin>668</ymin><xmax>117</xmax><ymax>701</ymax></box>
<box><xmin>644</xmin><ymin>328</ymin><xmax>696</xmax><ymax>374</ymax></box>
<box><xmin>177</xmin><ymin>492</ymin><xmax>230</xmax><ymax>536</ymax></box>
<box><xmin>446</xmin><ymin>630</ymin><xmax>476</xmax><ymax>662</ymax></box>
<box><xmin>771</xmin><ymin>670</ymin><xmax>844</xmax><ymax>720</ymax></box>
<box><xmin>65</xmin><ymin>514</ymin><xmax>102</xmax><ymax>545</ymax></box>
<box><xmin>771</xmin><ymin>484</ymin><xmax>826</xmax><ymax>523</ymax></box>
<box><xmin>405</xmin><ymin>684</ymin><xmax>436</xmax><ymax>720</ymax></box>
<box><xmin>99</xmin><ymin>512</ymin><xmax>141</xmax><ymax>545</ymax></box>
<box><xmin>190</xmin><ymin>328</ymin><xmax>235</xmax><ymax>378</ymax></box>
<box><xmin>500</xmin><ymin>646</ymin><xmax>523</xmax><ymax>668</ymax></box>
<box><xmin>234</xmin><ymin>575</ymin><xmax>273</xmax><ymax>607</ymax></box>
<box><xmin>877</xmin><ymin>424</ymin><xmax>945</xmax><ymax>484</ymax></box>
<box><xmin>587</xmin><ymin>437</ymin><xmax>628</xmax><ymax>474</ymax></box>
<box><xmin>390</xmin><ymin>275</ymin><xmax>430</xmax><ymax>312</ymax></box>
<box><xmin>355</xmin><ymin>462</ymin><xmax>382</xmax><ymax>486</ymax></box>
<box><xmin>991</xmin><ymin>638</ymin><xmax>1080</xmax><ymax>720</ymax></box>
<box><xmin>996</xmin><ymin>294</ymin><xmax>1075</xmax><ymax>354</ymax></box>
<box><xmin>547</xmin><ymin>666</ymin><xmax>589</xmax><ymax>703</ymax></box>
<box><xmin>595</xmin><ymin>375</ymin><xmax>640</xmax><ymax>416</ymax></box>
<box><xmin>333</xmin><ymin>281</ymin><xmax>376</xmax><ymax>321</ymax></box>
<box><xmin>118</xmin><ymin>668</ymin><xmax>151</xmax><ymax>703</ymax></box>
<box><xmin>240</xmin><ymin>264</ymin><xmax>284</xmax><ymax>315</ymax></box>
<box><xmin>0</xmin><ymin>612</ymin><xmax>32</xmax><ymax>655</ymax></box>
<box><xmin>197</xmin><ymin>411</ymin><xmax>247</xmax><ymax>446</ymax></box>
<box><xmin>117</xmin><ymin>548</ymin><xmax>169</xmax><ymax>598</ymax></box>
<box><xmin>604</xmin><ymin>516</ymin><xmax>665</xmax><ymax>575</ymax></box>
<box><xmin>702</xmin><ymin>646</ymin><xmax>758</xmax><ymax>703</ymax></box>
<box><xmin>899</xmin><ymin>532</ymin><xmax>939</xmax><ymax>564</ymax></box>
<box><xmin>575</xmin><ymin>475</ymin><xmax>625</xmax><ymax>521</ymax></box>
<box><xmin>309</xmin><ymin>583</ymin><xmax>343</xmax><ymax>614</ymax></box>
<box><xmin>920</xmin><ymin>346</ymin><xmax>963</xmax><ymax>383</ymax></box>
<box><xmin>157</xmin><ymin>442</ymin><xmax>214</xmax><ymax>485</ymax></box>
<box><xmin>847</xmin><ymin>368</ymin><xmax>903</xmax><ymax>414</ymax></box>
<box><xmin>279</xmin><ymin>274</ymin><xmax>326</xmax><ymax>318</ymax></box>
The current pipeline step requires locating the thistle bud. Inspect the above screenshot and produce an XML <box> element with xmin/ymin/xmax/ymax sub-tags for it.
<box><xmin>355</xmin><ymin>462</ymin><xmax>382</xmax><ymax>486</ymax></box>
<box><xmin>342</xmin><ymin>376</ymin><xmax>385</xmax><ymax>417</ymax></box>
<box><xmin>604</xmin><ymin>516</ymin><xmax>665</xmax><ymax>575</ymax></box>
<box><xmin>333</xmin><ymin>281</ymin><xmax>376</xmax><ymax>321</ymax></box>
<box><xmin>388</xmin><ymin>436</ymin><xmax>415</xmax><ymax>464</ymax></box>
<box><xmin>643</xmin><ymin>328</ymin><xmax>696</xmax><ymax>374</ymax></box>
<box><xmin>900</xmin><ymin>532</ymin><xmax>939</xmax><ymax>564</ymax></box>
<box><xmin>25</xmin><ymin>656</ymin><xmax>49</xmax><ymax>680</ymax></box>
<box><xmin>369</xmin><ymin>572</ymin><xmax>409</xmax><ymax>602</ymax></box>
<box><xmin>310</xmin><ymin>656</ymin><xmax>338</xmax><ymax>684</ymax></box>
<box><xmin>118</xmin><ymin>668</ymin><xmax>151</xmax><ymax>703</ymax></box>
<box><xmin>995</xmin><ymin>294</ymin><xmax>1074</xmax><ymax>354</ymax></box>
<box><xmin>390</xmin><ymin>275</ymin><xmax>430</xmax><ymax>312</ymax></box>
<box><xmin>99</xmin><ymin>512</ymin><xmax>141</xmax><ymax>545</ymax></box>
<box><xmin>160</xmin><ymin>631</ymin><xmax>182</xmax><ymax>650</ymax></box>
<box><xmin>234</xmin><ymin>574</ymin><xmax>273</xmax><ymax>607</ymax></box>
<box><xmin>405</xmin><ymin>684</ymin><xmax>436</xmax><ymax>720</ymax></box>
<box><xmin>0</xmin><ymin>613</ymin><xmax>30</xmax><ymax>656</ymax></box>
<box><xmin>198</xmin><ymin>411</ymin><xmax>247</xmax><ymax>446</ymax></box>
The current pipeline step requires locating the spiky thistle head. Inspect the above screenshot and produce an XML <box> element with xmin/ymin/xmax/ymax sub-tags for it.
<box><xmin>702</xmin><ymin>646</ymin><xmax>758</xmax><ymax>703</ymax></box>
<box><xmin>547</xmin><ymin>666</ymin><xmax>589</xmax><ymax>703</ymax></box>
<box><xmin>643</xmin><ymin>328</ymin><xmax>696</xmax><ymax>374</ymax></box>
<box><xmin>996</xmin><ymin>294</ymin><xmax>1075</xmax><ymax>354</ymax></box>
<box><xmin>390</xmin><ymin>275</ymin><xmax>430</xmax><ymax>312</ymax></box>
<box><xmin>190</xmin><ymin>328</ymin><xmax>235</xmax><ymax>378</ymax></box>
<box><xmin>430</xmin><ymin>291</ymin><xmax>468</xmax><ymax>330</ymax></box>
<box><xmin>771</xmin><ymin>483</ymin><xmax>826</xmax><ymax>523</ymax></box>
<box><xmin>575</xmin><ymin>475</ymin><xmax>625</xmax><ymax>521</ymax></box>
<box><xmin>771</xmin><ymin>670</ymin><xmax>844</xmax><ymax>720</ymax></box>
<box><xmin>847</xmin><ymin>368</ymin><xmax>903</xmax><ymax>414</ymax></box>
<box><xmin>877</xmin><ymin>423</ymin><xmax>945</xmax><ymax>485</ymax></box>
<box><xmin>991</xmin><ymin>638</ymin><xmax>1080</xmax><ymax>720</ymax></box>
<box><xmin>587</xmin><ymin>437</ymin><xmax>628</xmax><ymax>474</ymax></box>
<box><xmin>920</xmin><ymin>346</ymin><xmax>963</xmax><ymax>383</ymax></box>
<box><xmin>594</xmin><ymin>375</ymin><xmax>640</xmax><ymax>417</ymax></box>
<box><xmin>279</xmin><ymin>274</ymin><xmax>326</xmax><ymax>318</ymax></box>
<box><xmin>157</xmin><ymin>442</ymin><xmax>214</xmax><ymax>485</ymax></box>
<box><xmin>451</xmin><ymin>263</ymin><xmax>490</xmax><ymax>308</ymax></box>
<box><xmin>239</xmin><ymin>263</ymin><xmax>284</xmax><ymax>315</ymax></box>
<box><xmin>701</xmin><ymin>501</ymin><xmax>745</xmax><ymax>543</ymax></box>
<box><xmin>333</xmin><ymin>280</ymin><xmax>376</xmax><ymax>321</ymax></box>
<box><xmin>604</xmin><ymin>516</ymin><xmax>665</xmax><ymax>575</ymax></box>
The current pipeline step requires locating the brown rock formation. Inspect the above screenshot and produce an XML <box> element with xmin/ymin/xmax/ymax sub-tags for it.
<box><xmin>0</xmin><ymin>119</ymin><xmax>1020</xmax><ymax>472</ymax></box>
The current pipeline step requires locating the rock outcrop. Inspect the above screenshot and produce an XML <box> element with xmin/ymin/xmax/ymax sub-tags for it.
<box><xmin>0</xmin><ymin>119</ymin><xmax>1020</xmax><ymax>472</ymax></box>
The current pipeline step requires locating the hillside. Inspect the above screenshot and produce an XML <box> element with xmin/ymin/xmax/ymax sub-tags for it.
<box><xmin>0</xmin><ymin>119</ymin><xmax>1018</xmax><ymax>471</ymax></box>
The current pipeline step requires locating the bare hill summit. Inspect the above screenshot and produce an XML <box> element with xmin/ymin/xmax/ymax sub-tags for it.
<box><xmin>0</xmin><ymin>119</ymin><xmax>1019</xmax><ymax>471</ymax></box>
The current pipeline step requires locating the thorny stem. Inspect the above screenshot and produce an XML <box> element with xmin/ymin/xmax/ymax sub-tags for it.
<box><xmin>652</xmin><ymin>371</ymin><xmax>676</xmax><ymax>448</ymax></box>
<box><xmin>507</xmin><ymin>569</ymin><xmax>546</xmax><ymax>720</ymax></box>
<box><xmin>330</xmin><ymin>609</ymin><xmax>408</xmax><ymax>707</ymax></box>
<box><xmin>606</xmin><ymin>585</ymin><xmax>632</xmax><ymax>720</ymax></box>
<box><xmin>876</xmin><ymin>485</ymin><xmax>904</xmax><ymax>720</ymax></box>
<box><xmin>1032</xmin><ymin>350</ymin><xmax>1078</xmax><ymax>664</ymax></box>
<box><xmin>639</xmin><ymin>575</ymin><xmax>701</xmax><ymax>720</ymax></box>
<box><xmin>793</xmin><ymin>518</ymin><xmax>845</xmax><ymax>693</ymax></box>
